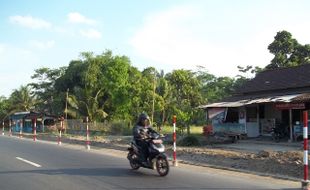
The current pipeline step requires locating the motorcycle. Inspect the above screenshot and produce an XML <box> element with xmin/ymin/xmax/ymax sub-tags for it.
<box><xmin>127</xmin><ymin>130</ymin><xmax>170</xmax><ymax>176</ymax></box>
<box><xmin>271</xmin><ymin>124</ymin><xmax>288</xmax><ymax>143</ymax></box>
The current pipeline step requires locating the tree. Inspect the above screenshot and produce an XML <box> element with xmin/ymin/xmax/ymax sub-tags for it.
<box><xmin>67</xmin><ymin>87</ymin><xmax>107</xmax><ymax>122</ymax></box>
<box><xmin>156</xmin><ymin>71</ymin><xmax>170</xmax><ymax>126</ymax></box>
<box><xmin>99</xmin><ymin>53</ymin><xmax>133</xmax><ymax>120</ymax></box>
<box><xmin>29</xmin><ymin>67</ymin><xmax>66</xmax><ymax>114</ymax></box>
<box><xmin>0</xmin><ymin>96</ymin><xmax>10</xmax><ymax>120</ymax></box>
<box><xmin>166</xmin><ymin>70</ymin><xmax>203</xmax><ymax>134</ymax></box>
<box><xmin>289</xmin><ymin>44</ymin><xmax>310</xmax><ymax>65</ymax></box>
<box><xmin>8</xmin><ymin>85</ymin><xmax>36</xmax><ymax>112</ymax></box>
<box><xmin>266</xmin><ymin>30</ymin><xmax>299</xmax><ymax>69</ymax></box>
<box><xmin>196</xmin><ymin>67</ymin><xmax>236</xmax><ymax>103</ymax></box>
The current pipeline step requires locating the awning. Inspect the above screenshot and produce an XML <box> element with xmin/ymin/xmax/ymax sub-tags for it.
<box><xmin>199</xmin><ymin>93</ymin><xmax>306</xmax><ymax>109</ymax></box>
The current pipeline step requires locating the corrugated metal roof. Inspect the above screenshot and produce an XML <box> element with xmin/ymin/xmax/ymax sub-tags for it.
<box><xmin>199</xmin><ymin>93</ymin><xmax>303</xmax><ymax>108</ymax></box>
<box><xmin>235</xmin><ymin>64</ymin><xmax>310</xmax><ymax>94</ymax></box>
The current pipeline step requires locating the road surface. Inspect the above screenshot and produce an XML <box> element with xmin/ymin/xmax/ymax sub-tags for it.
<box><xmin>0</xmin><ymin>135</ymin><xmax>300</xmax><ymax>190</ymax></box>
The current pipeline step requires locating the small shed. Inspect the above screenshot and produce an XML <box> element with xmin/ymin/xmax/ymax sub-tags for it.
<box><xmin>10</xmin><ymin>111</ymin><xmax>56</xmax><ymax>133</ymax></box>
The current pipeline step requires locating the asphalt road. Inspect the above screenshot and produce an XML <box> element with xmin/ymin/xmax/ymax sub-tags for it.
<box><xmin>0</xmin><ymin>135</ymin><xmax>300</xmax><ymax>190</ymax></box>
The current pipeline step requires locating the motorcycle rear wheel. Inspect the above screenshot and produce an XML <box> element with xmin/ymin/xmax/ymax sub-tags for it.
<box><xmin>156</xmin><ymin>157</ymin><xmax>169</xmax><ymax>176</ymax></box>
<box><xmin>128</xmin><ymin>153</ymin><xmax>140</xmax><ymax>170</ymax></box>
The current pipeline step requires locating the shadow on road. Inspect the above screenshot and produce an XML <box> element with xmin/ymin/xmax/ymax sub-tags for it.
<box><xmin>0</xmin><ymin>167</ymin><xmax>160</xmax><ymax>177</ymax></box>
<box><xmin>0</xmin><ymin>168</ymin><xmax>300</xmax><ymax>190</ymax></box>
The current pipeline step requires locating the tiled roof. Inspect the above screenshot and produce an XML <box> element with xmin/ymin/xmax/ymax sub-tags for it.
<box><xmin>235</xmin><ymin>64</ymin><xmax>310</xmax><ymax>95</ymax></box>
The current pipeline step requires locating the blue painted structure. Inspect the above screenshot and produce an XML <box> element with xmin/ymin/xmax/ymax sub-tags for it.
<box><xmin>10</xmin><ymin>112</ymin><xmax>31</xmax><ymax>132</ymax></box>
<box><xmin>9</xmin><ymin>111</ymin><xmax>56</xmax><ymax>133</ymax></box>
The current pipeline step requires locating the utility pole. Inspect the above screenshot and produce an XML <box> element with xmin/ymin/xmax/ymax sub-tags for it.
<box><xmin>151</xmin><ymin>71</ymin><xmax>156</xmax><ymax>124</ymax></box>
<box><xmin>65</xmin><ymin>88</ymin><xmax>69</xmax><ymax>119</ymax></box>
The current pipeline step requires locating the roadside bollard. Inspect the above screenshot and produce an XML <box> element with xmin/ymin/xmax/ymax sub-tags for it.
<box><xmin>19</xmin><ymin>120</ymin><xmax>23</xmax><ymax>138</ymax></box>
<box><xmin>33</xmin><ymin>118</ymin><xmax>37</xmax><ymax>141</ymax></box>
<box><xmin>2</xmin><ymin>120</ymin><xmax>4</xmax><ymax>135</ymax></box>
<box><xmin>302</xmin><ymin>111</ymin><xmax>310</xmax><ymax>190</ymax></box>
<box><xmin>9</xmin><ymin>120</ymin><xmax>12</xmax><ymax>136</ymax></box>
<box><xmin>86</xmin><ymin>117</ymin><xmax>90</xmax><ymax>150</ymax></box>
<box><xmin>58</xmin><ymin>119</ymin><xmax>63</xmax><ymax>145</ymax></box>
<box><xmin>172</xmin><ymin>115</ymin><xmax>178</xmax><ymax>166</ymax></box>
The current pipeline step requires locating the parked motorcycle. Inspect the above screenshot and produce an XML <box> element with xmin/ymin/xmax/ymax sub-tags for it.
<box><xmin>271</xmin><ymin>124</ymin><xmax>288</xmax><ymax>142</ymax></box>
<box><xmin>127</xmin><ymin>130</ymin><xmax>170</xmax><ymax>176</ymax></box>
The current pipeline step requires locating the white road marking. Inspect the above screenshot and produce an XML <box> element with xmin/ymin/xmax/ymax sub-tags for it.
<box><xmin>16</xmin><ymin>157</ymin><xmax>42</xmax><ymax>168</ymax></box>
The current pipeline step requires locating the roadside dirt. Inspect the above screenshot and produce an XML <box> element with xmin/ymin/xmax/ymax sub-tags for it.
<box><xmin>174</xmin><ymin>147</ymin><xmax>303</xmax><ymax>179</ymax></box>
<box><xmin>27</xmin><ymin>133</ymin><xmax>304</xmax><ymax>179</ymax></box>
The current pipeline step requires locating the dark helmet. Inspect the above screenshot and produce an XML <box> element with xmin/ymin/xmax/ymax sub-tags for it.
<box><xmin>137</xmin><ymin>113</ymin><xmax>150</xmax><ymax>126</ymax></box>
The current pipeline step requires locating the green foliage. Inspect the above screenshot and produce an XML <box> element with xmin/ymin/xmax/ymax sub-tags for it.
<box><xmin>29</xmin><ymin>67</ymin><xmax>66</xmax><ymax>115</ymax></box>
<box><xmin>165</xmin><ymin>69</ymin><xmax>203</xmax><ymax>134</ymax></box>
<box><xmin>8</xmin><ymin>85</ymin><xmax>36</xmax><ymax>112</ymax></box>
<box><xmin>0</xmin><ymin>96</ymin><xmax>10</xmax><ymax>120</ymax></box>
<box><xmin>266</xmin><ymin>30</ymin><xmax>310</xmax><ymax>69</ymax></box>
<box><xmin>178</xmin><ymin>135</ymin><xmax>201</xmax><ymax>146</ymax></box>
<box><xmin>198</xmin><ymin>67</ymin><xmax>235</xmax><ymax>103</ymax></box>
<box><xmin>67</xmin><ymin>88</ymin><xmax>107</xmax><ymax>122</ymax></box>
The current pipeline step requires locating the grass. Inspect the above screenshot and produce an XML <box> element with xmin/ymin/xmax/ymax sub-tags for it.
<box><xmin>158</xmin><ymin>125</ymin><xmax>203</xmax><ymax>135</ymax></box>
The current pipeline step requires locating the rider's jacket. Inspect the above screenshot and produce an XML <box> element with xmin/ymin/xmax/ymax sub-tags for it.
<box><xmin>133</xmin><ymin>125</ymin><xmax>152</xmax><ymax>140</ymax></box>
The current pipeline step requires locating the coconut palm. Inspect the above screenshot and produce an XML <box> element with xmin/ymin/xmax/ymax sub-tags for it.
<box><xmin>9</xmin><ymin>85</ymin><xmax>36</xmax><ymax>112</ymax></box>
<box><xmin>66</xmin><ymin>87</ymin><xmax>107</xmax><ymax>122</ymax></box>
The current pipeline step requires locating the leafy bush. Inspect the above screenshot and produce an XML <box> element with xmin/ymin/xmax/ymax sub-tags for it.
<box><xmin>178</xmin><ymin>135</ymin><xmax>201</xmax><ymax>146</ymax></box>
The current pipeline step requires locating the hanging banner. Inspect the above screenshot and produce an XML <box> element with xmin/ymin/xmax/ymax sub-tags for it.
<box><xmin>275</xmin><ymin>103</ymin><xmax>305</xmax><ymax>110</ymax></box>
<box><xmin>207</xmin><ymin>108</ymin><xmax>227</xmax><ymax>124</ymax></box>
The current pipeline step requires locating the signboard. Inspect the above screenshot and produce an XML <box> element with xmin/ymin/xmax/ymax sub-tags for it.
<box><xmin>207</xmin><ymin>108</ymin><xmax>227</xmax><ymax>124</ymax></box>
<box><xmin>275</xmin><ymin>103</ymin><xmax>305</xmax><ymax>110</ymax></box>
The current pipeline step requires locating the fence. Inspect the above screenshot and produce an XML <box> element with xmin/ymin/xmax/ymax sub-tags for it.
<box><xmin>61</xmin><ymin>119</ymin><xmax>132</xmax><ymax>136</ymax></box>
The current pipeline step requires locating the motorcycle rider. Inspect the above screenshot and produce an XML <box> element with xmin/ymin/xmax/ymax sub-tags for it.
<box><xmin>132</xmin><ymin>113</ymin><xmax>154</xmax><ymax>165</ymax></box>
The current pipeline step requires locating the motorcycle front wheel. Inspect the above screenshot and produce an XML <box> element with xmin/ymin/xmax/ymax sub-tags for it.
<box><xmin>156</xmin><ymin>157</ymin><xmax>169</xmax><ymax>176</ymax></box>
<box><xmin>128</xmin><ymin>153</ymin><xmax>140</xmax><ymax>170</ymax></box>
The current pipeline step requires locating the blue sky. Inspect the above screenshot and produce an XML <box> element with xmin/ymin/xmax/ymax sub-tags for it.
<box><xmin>1</xmin><ymin>0</ymin><xmax>310</xmax><ymax>97</ymax></box>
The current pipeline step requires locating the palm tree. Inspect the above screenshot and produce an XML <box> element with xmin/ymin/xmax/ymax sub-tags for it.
<box><xmin>66</xmin><ymin>88</ymin><xmax>107</xmax><ymax>122</ymax></box>
<box><xmin>9</xmin><ymin>85</ymin><xmax>36</xmax><ymax>112</ymax></box>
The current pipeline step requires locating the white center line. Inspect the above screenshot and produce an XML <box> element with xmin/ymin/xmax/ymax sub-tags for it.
<box><xmin>16</xmin><ymin>157</ymin><xmax>42</xmax><ymax>168</ymax></box>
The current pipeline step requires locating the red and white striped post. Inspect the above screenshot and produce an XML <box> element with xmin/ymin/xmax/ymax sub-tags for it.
<box><xmin>2</xmin><ymin>120</ymin><xmax>4</xmax><ymax>135</ymax></box>
<box><xmin>86</xmin><ymin>117</ymin><xmax>90</xmax><ymax>150</ymax></box>
<box><xmin>9</xmin><ymin>120</ymin><xmax>12</xmax><ymax>136</ymax></box>
<box><xmin>19</xmin><ymin>120</ymin><xmax>23</xmax><ymax>138</ymax></box>
<box><xmin>33</xmin><ymin>118</ymin><xmax>37</xmax><ymax>141</ymax></box>
<box><xmin>172</xmin><ymin>115</ymin><xmax>178</xmax><ymax>166</ymax></box>
<box><xmin>302</xmin><ymin>111</ymin><xmax>310</xmax><ymax>190</ymax></box>
<box><xmin>58</xmin><ymin>119</ymin><xmax>63</xmax><ymax>145</ymax></box>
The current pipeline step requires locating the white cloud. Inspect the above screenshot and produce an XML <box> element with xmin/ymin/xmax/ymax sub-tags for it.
<box><xmin>80</xmin><ymin>28</ymin><xmax>102</xmax><ymax>39</ymax></box>
<box><xmin>129</xmin><ymin>4</ymin><xmax>277</xmax><ymax>77</ymax></box>
<box><xmin>68</xmin><ymin>12</ymin><xmax>97</xmax><ymax>25</ymax></box>
<box><xmin>132</xmin><ymin>7</ymin><xmax>206</xmax><ymax>64</ymax></box>
<box><xmin>130</xmin><ymin>4</ymin><xmax>228</xmax><ymax>75</ymax></box>
<box><xmin>29</xmin><ymin>40</ymin><xmax>55</xmax><ymax>50</ymax></box>
<box><xmin>9</xmin><ymin>15</ymin><xmax>51</xmax><ymax>29</ymax></box>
